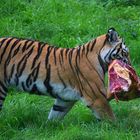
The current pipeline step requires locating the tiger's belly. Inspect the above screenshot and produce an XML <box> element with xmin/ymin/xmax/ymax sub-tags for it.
<box><xmin>51</xmin><ymin>83</ymin><xmax>81</xmax><ymax>101</ymax></box>
<box><xmin>9</xmin><ymin>75</ymin><xmax>81</xmax><ymax>101</ymax></box>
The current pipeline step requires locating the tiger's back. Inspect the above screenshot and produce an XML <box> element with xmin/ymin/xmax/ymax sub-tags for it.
<box><xmin>0</xmin><ymin>28</ymin><xmax>130</xmax><ymax>121</ymax></box>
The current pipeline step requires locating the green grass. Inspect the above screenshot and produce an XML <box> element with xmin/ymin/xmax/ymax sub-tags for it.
<box><xmin>0</xmin><ymin>0</ymin><xmax>140</xmax><ymax>140</ymax></box>
<box><xmin>1</xmin><ymin>92</ymin><xmax>140</xmax><ymax>140</ymax></box>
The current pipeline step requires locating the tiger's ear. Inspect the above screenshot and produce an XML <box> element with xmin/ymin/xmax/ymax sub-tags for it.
<box><xmin>107</xmin><ymin>28</ymin><xmax>119</xmax><ymax>44</ymax></box>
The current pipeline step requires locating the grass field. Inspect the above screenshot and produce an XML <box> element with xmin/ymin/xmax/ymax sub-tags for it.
<box><xmin>0</xmin><ymin>0</ymin><xmax>140</xmax><ymax>140</ymax></box>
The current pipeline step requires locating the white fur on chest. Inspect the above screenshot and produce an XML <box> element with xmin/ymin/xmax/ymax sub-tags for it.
<box><xmin>51</xmin><ymin>83</ymin><xmax>81</xmax><ymax>101</ymax></box>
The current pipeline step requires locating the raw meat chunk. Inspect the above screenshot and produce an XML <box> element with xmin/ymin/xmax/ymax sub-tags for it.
<box><xmin>107</xmin><ymin>60</ymin><xmax>140</xmax><ymax>101</ymax></box>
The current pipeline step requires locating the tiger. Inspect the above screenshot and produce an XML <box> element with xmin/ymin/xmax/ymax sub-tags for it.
<box><xmin>0</xmin><ymin>28</ymin><xmax>130</xmax><ymax>121</ymax></box>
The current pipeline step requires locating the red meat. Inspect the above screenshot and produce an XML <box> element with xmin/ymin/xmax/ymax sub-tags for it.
<box><xmin>107</xmin><ymin>60</ymin><xmax>140</xmax><ymax>101</ymax></box>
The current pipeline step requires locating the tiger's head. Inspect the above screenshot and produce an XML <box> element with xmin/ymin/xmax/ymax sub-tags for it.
<box><xmin>100</xmin><ymin>28</ymin><xmax>130</xmax><ymax>67</ymax></box>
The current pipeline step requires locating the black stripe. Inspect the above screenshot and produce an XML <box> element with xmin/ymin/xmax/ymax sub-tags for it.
<box><xmin>0</xmin><ymin>81</ymin><xmax>7</xmax><ymax>92</ymax></box>
<box><xmin>26</xmin><ymin>63</ymin><xmax>40</xmax><ymax>88</ymax></box>
<box><xmin>6</xmin><ymin>39</ymin><xmax>21</xmax><ymax>65</ymax></box>
<box><xmin>53</xmin><ymin>105</ymin><xmax>66</xmax><ymax>112</ymax></box>
<box><xmin>94</xmin><ymin>82</ymin><xmax>106</xmax><ymax>99</ymax></box>
<box><xmin>0</xmin><ymin>38</ymin><xmax>14</xmax><ymax>63</ymax></box>
<box><xmin>53</xmin><ymin>47</ymin><xmax>58</xmax><ymax>65</ymax></box>
<box><xmin>75</xmin><ymin>47</ymin><xmax>81</xmax><ymax>63</ymax></box>
<box><xmin>116</xmin><ymin>47</ymin><xmax>121</xmax><ymax>55</ymax></box>
<box><xmin>26</xmin><ymin>40</ymin><xmax>35</xmax><ymax>50</ymax></box>
<box><xmin>0</xmin><ymin>38</ymin><xmax>8</xmax><ymax>49</ymax></box>
<box><xmin>32</xmin><ymin>63</ymin><xmax>40</xmax><ymax>82</ymax></box>
<box><xmin>74</xmin><ymin>65</ymin><xmax>84</xmax><ymax>95</ymax></box>
<box><xmin>45</xmin><ymin>46</ymin><xmax>53</xmax><ymax>68</ymax></box>
<box><xmin>17</xmin><ymin>47</ymin><xmax>34</xmax><ymax>77</ymax></box>
<box><xmin>15</xmin><ymin>74</ymin><xmax>19</xmax><ymax>86</ymax></box>
<box><xmin>8</xmin><ymin>64</ymin><xmax>15</xmax><ymax>83</ymax></box>
<box><xmin>86</xmin><ymin>43</ymin><xmax>90</xmax><ymax>56</ymax></box>
<box><xmin>26</xmin><ymin>77</ymin><xmax>33</xmax><ymax>88</ymax></box>
<box><xmin>22</xmin><ymin>40</ymin><xmax>33</xmax><ymax>52</ymax></box>
<box><xmin>31</xmin><ymin>43</ymin><xmax>46</xmax><ymax>69</ymax></box>
<box><xmin>82</xmin><ymin>45</ymin><xmax>85</xmax><ymax>56</ymax></box>
<box><xmin>65</xmin><ymin>48</ymin><xmax>70</xmax><ymax>59</ymax></box>
<box><xmin>59</xmin><ymin>49</ymin><xmax>64</xmax><ymax>66</ymax></box>
<box><xmin>104</xmin><ymin>49</ymin><xmax>111</xmax><ymax>64</ymax></box>
<box><xmin>16</xmin><ymin>55</ymin><xmax>27</xmax><ymax>77</ymax></box>
<box><xmin>68</xmin><ymin>49</ymin><xmax>75</xmax><ymax>74</ymax></box>
<box><xmin>11</xmin><ymin>44</ymin><xmax>21</xmax><ymax>58</ymax></box>
<box><xmin>98</xmin><ymin>55</ymin><xmax>107</xmax><ymax>75</ymax></box>
<box><xmin>22</xmin><ymin>82</ymin><xmax>26</xmax><ymax>91</ymax></box>
<box><xmin>57</xmin><ymin>69</ymin><xmax>66</xmax><ymax>88</ymax></box>
<box><xmin>109</xmin><ymin>46</ymin><xmax>120</xmax><ymax>61</ymax></box>
<box><xmin>59</xmin><ymin>53</ymin><xmax>62</xmax><ymax>66</ymax></box>
<box><xmin>90</xmin><ymin>39</ymin><xmax>96</xmax><ymax>51</ymax></box>
<box><xmin>60</xmin><ymin>49</ymin><xmax>64</xmax><ymax>63</ymax></box>
<box><xmin>22</xmin><ymin>40</ymin><xmax>35</xmax><ymax>52</ymax></box>
<box><xmin>71</xmin><ymin>48</ymin><xmax>74</xmax><ymax>58</ymax></box>
<box><xmin>68</xmin><ymin>48</ymin><xmax>74</xmax><ymax>67</ymax></box>
<box><xmin>44</xmin><ymin>64</ymin><xmax>54</xmax><ymax>97</ymax></box>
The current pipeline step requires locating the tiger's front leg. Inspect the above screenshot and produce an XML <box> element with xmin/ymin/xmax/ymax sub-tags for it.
<box><xmin>92</xmin><ymin>98</ymin><xmax>115</xmax><ymax>121</ymax></box>
<box><xmin>91</xmin><ymin>98</ymin><xmax>115</xmax><ymax>121</ymax></box>
<box><xmin>82</xmin><ymin>96</ymin><xmax>115</xmax><ymax>121</ymax></box>
<box><xmin>48</xmin><ymin>98</ymin><xmax>76</xmax><ymax>120</ymax></box>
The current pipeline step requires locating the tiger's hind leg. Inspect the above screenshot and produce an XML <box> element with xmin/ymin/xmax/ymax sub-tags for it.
<box><xmin>0</xmin><ymin>82</ymin><xmax>8</xmax><ymax>110</ymax></box>
<box><xmin>48</xmin><ymin>98</ymin><xmax>76</xmax><ymax>120</ymax></box>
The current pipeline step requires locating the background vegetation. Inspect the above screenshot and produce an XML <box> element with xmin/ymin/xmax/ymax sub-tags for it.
<box><xmin>0</xmin><ymin>0</ymin><xmax>140</xmax><ymax>139</ymax></box>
